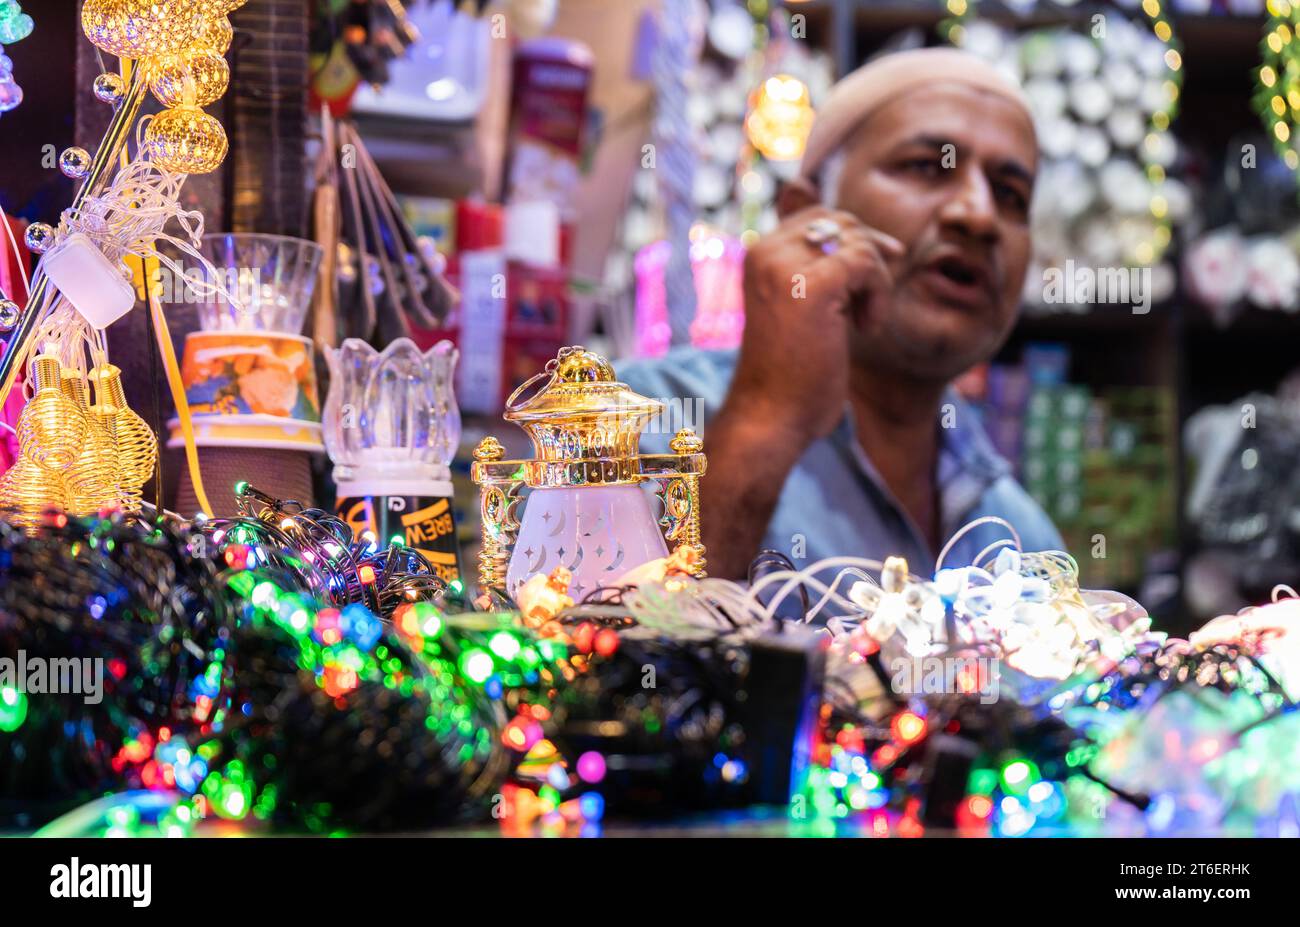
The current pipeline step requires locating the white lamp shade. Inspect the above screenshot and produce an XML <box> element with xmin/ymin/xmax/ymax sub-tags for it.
<box><xmin>506</xmin><ymin>484</ymin><xmax>669</xmax><ymax>600</ymax></box>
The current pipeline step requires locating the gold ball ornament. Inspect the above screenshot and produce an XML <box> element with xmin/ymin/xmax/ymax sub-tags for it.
<box><xmin>199</xmin><ymin>16</ymin><xmax>234</xmax><ymax>55</ymax></box>
<box><xmin>149</xmin><ymin>49</ymin><xmax>230</xmax><ymax>108</ymax></box>
<box><xmin>82</xmin><ymin>0</ymin><xmax>209</xmax><ymax>61</ymax></box>
<box><xmin>0</xmin><ymin>456</ymin><xmax>70</xmax><ymax>531</ymax></box>
<box><xmin>0</xmin><ymin>299</ymin><xmax>20</xmax><ymax>331</ymax></box>
<box><xmin>17</xmin><ymin>357</ymin><xmax>87</xmax><ymax>471</ymax></box>
<box><xmin>143</xmin><ymin>106</ymin><xmax>228</xmax><ymax>174</ymax></box>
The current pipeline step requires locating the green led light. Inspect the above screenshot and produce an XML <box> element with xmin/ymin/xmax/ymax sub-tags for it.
<box><xmin>0</xmin><ymin>686</ymin><xmax>27</xmax><ymax>732</ymax></box>
<box><xmin>968</xmin><ymin>768</ymin><xmax>998</xmax><ymax>796</ymax></box>
<box><xmin>1000</xmin><ymin>758</ymin><xmax>1039</xmax><ymax>796</ymax></box>
<box><xmin>251</xmin><ymin>581</ymin><xmax>279</xmax><ymax>610</ymax></box>
<box><xmin>489</xmin><ymin>631</ymin><xmax>521</xmax><ymax>662</ymax></box>
<box><xmin>460</xmin><ymin>649</ymin><xmax>495</xmax><ymax>685</ymax></box>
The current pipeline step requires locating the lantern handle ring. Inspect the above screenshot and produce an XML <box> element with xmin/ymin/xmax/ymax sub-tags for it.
<box><xmin>504</xmin><ymin>346</ymin><xmax>580</xmax><ymax>413</ymax></box>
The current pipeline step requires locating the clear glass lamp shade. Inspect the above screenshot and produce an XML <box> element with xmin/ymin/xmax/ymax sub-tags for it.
<box><xmin>194</xmin><ymin>233</ymin><xmax>324</xmax><ymax>333</ymax></box>
<box><xmin>323</xmin><ymin>337</ymin><xmax>460</xmax><ymax>484</ymax></box>
<box><xmin>505</xmin><ymin>485</ymin><xmax>669</xmax><ymax>601</ymax></box>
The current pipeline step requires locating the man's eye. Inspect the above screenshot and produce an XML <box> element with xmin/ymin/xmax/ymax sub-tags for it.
<box><xmin>996</xmin><ymin>184</ymin><xmax>1028</xmax><ymax>213</ymax></box>
<box><xmin>903</xmin><ymin>158</ymin><xmax>943</xmax><ymax>177</ymax></box>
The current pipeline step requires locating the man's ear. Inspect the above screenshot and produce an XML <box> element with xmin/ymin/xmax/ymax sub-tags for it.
<box><xmin>776</xmin><ymin>176</ymin><xmax>822</xmax><ymax>219</ymax></box>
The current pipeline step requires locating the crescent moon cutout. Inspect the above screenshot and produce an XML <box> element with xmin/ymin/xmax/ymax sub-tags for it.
<box><xmin>583</xmin><ymin>512</ymin><xmax>606</xmax><ymax>537</ymax></box>
<box><xmin>528</xmin><ymin>545</ymin><xmax>547</xmax><ymax>575</ymax></box>
<box><xmin>567</xmin><ymin>543</ymin><xmax>584</xmax><ymax>571</ymax></box>
<box><xmin>547</xmin><ymin>509</ymin><xmax>566</xmax><ymax>537</ymax></box>
<box><xmin>604</xmin><ymin>542</ymin><xmax>625</xmax><ymax>572</ymax></box>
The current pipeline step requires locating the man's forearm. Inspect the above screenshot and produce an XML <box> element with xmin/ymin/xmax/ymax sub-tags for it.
<box><xmin>700</xmin><ymin>398</ymin><xmax>811</xmax><ymax>579</ymax></box>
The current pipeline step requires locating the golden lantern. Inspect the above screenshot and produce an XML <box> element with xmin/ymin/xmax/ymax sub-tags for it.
<box><xmin>143</xmin><ymin>105</ymin><xmax>229</xmax><ymax>174</ymax></box>
<box><xmin>471</xmin><ymin>346</ymin><xmax>706</xmax><ymax>602</ymax></box>
<box><xmin>89</xmin><ymin>363</ymin><xmax>156</xmax><ymax>492</ymax></box>
<box><xmin>17</xmin><ymin>356</ymin><xmax>86</xmax><ymax>471</ymax></box>
<box><xmin>149</xmin><ymin>49</ymin><xmax>231</xmax><ymax>108</ymax></box>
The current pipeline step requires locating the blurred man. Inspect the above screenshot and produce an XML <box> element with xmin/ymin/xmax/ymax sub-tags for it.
<box><xmin>621</xmin><ymin>48</ymin><xmax>1062</xmax><ymax>579</ymax></box>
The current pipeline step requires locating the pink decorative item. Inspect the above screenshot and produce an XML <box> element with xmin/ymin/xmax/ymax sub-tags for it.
<box><xmin>634</xmin><ymin>231</ymin><xmax>746</xmax><ymax>357</ymax></box>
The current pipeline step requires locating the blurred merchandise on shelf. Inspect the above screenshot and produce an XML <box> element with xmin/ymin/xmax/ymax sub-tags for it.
<box><xmin>309</xmin><ymin>0</ymin><xmax>420</xmax><ymax>115</ymax></box>
<box><xmin>1184</xmin><ymin>374</ymin><xmax>1300</xmax><ymax>618</ymax></box>
<box><xmin>312</xmin><ymin>116</ymin><xmax>456</xmax><ymax>348</ymax></box>
<box><xmin>633</xmin><ymin>227</ymin><xmax>745</xmax><ymax>357</ymax></box>
<box><xmin>601</xmin><ymin>4</ymin><xmax>832</xmax><ymax>355</ymax></box>
<box><xmin>506</xmin><ymin>37</ymin><xmax>594</xmax><ymax>217</ymax></box>
<box><xmin>952</xmin><ymin>15</ymin><xmax>1186</xmax><ymax>314</ymax></box>
<box><xmin>1184</xmin><ymin>226</ymin><xmax>1300</xmax><ymax>322</ymax></box>
<box><xmin>349</xmin><ymin>0</ymin><xmax>495</xmax><ymax>123</ymax></box>
<box><xmin>978</xmin><ymin>343</ymin><xmax>1176</xmax><ymax>592</ymax></box>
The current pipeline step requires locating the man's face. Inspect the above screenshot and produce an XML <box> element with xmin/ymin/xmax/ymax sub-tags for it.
<box><xmin>833</xmin><ymin>82</ymin><xmax>1037</xmax><ymax>382</ymax></box>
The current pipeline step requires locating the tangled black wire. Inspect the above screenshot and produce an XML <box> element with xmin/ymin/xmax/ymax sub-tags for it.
<box><xmin>200</xmin><ymin>483</ymin><xmax>447</xmax><ymax>619</ymax></box>
<box><xmin>0</xmin><ymin>512</ymin><xmax>234</xmax><ymax>826</ymax></box>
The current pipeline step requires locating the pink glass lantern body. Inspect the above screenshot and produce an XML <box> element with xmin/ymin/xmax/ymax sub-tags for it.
<box><xmin>633</xmin><ymin>233</ymin><xmax>746</xmax><ymax>357</ymax></box>
<box><xmin>505</xmin><ymin>484</ymin><xmax>668</xmax><ymax>600</ymax></box>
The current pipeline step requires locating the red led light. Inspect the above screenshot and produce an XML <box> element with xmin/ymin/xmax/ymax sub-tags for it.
<box><xmin>891</xmin><ymin>711</ymin><xmax>926</xmax><ymax>745</ymax></box>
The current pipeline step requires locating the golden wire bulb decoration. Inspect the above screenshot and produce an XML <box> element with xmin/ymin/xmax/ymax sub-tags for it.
<box><xmin>17</xmin><ymin>356</ymin><xmax>86</xmax><ymax>471</ymax></box>
<box><xmin>61</xmin><ymin>370</ymin><xmax>126</xmax><ymax>517</ymax></box>
<box><xmin>89</xmin><ymin>363</ymin><xmax>156</xmax><ymax>494</ymax></box>
<box><xmin>143</xmin><ymin>105</ymin><xmax>229</xmax><ymax>174</ymax></box>
<box><xmin>149</xmin><ymin>49</ymin><xmax>230</xmax><ymax>108</ymax></box>
<box><xmin>0</xmin><ymin>457</ymin><xmax>69</xmax><ymax>531</ymax></box>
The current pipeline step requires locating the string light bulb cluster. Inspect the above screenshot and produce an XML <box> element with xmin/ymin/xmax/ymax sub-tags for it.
<box><xmin>0</xmin><ymin>356</ymin><xmax>155</xmax><ymax>527</ymax></box>
<box><xmin>941</xmin><ymin>0</ymin><xmax>1182</xmax><ymax>266</ymax></box>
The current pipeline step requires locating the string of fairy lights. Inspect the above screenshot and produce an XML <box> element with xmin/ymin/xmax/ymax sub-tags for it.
<box><xmin>1257</xmin><ymin>0</ymin><xmax>1300</xmax><ymax>177</ymax></box>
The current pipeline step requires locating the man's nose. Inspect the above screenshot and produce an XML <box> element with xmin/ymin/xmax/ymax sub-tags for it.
<box><xmin>939</xmin><ymin>167</ymin><xmax>999</xmax><ymax>242</ymax></box>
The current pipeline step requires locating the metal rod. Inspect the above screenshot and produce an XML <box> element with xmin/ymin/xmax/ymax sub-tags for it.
<box><xmin>0</xmin><ymin>66</ymin><xmax>150</xmax><ymax>408</ymax></box>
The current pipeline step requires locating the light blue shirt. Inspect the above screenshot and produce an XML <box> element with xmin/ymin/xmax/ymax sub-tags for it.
<box><xmin>618</xmin><ymin>347</ymin><xmax>1063</xmax><ymax>576</ymax></box>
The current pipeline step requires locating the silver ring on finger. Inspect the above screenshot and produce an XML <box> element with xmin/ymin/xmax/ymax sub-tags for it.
<box><xmin>804</xmin><ymin>217</ymin><xmax>843</xmax><ymax>255</ymax></box>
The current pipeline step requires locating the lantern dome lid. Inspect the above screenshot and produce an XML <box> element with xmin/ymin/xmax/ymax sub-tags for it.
<box><xmin>503</xmin><ymin>346</ymin><xmax>664</xmax><ymax>482</ymax></box>
<box><xmin>505</xmin><ymin>346</ymin><xmax>663</xmax><ymax>424</ymax></box>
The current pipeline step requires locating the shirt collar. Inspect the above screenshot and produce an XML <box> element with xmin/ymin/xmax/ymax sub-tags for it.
<box><xmin>831</xmin><ymin>388</ymin><xmax>1012</xmax><ymax>549</ymax></box>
